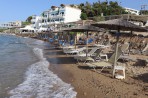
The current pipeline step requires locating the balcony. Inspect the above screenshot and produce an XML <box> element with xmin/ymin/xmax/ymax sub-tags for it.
<box><xmin>47</xmin><ymin>14</ymin><xmax>65</xmax><ymax>19</ymax></box>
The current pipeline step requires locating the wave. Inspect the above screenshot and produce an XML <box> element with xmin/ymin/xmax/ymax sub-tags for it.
<box><xmin>9</xmin><ymin>48</ymin><xmax>77</xmax><ymax>98</ymax></box>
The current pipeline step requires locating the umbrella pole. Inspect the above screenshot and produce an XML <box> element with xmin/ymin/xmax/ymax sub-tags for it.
<box><xmin>58</xmin><ymin>33</ymin><xmax>59</xmax><ymax>46</ymax></box>
<box><xmin>86</xmin><ymin>31</ymin><xmax>88</xmax><ymax>57</ymax></box>
<box><xmin>128</xmin><ymin>31</ymin><xmax>133</xmax><ymax>55</ymax></box>
<box><xmin>68</xmin><ymin>32</ymin><xmax>70</xmax><ymax>43</ymax></box>
<box><xmin>75</xmin><ymin>33</ymin><xmax>77</xmax><ymax>49</ymax></box>
<box><xmin>112</xmin><ymin>29</ymin><xmax>120</xmax><ymax>78</ymax></box>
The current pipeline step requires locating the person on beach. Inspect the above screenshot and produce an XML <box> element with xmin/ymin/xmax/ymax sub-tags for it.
<box><xmin>95</xmin><ymin>34</ymin><xmax>104</xmax><ymax>44</ymax></box>
<box><xmin>78</xmin><ymin>37</ymin><xmax>83</xmax><ymax>44</ymax></box>
<box><xmin>103</xmin><ymin>35</ymin><xmax>110</xmax><ymax>45</ymax></box>
<box><xmin>94</xmin><ymin>34</ymin><xmax>99</xmax><ymax>44</ymax></box>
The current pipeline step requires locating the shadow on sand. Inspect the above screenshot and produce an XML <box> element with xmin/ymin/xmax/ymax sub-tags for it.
<box><xmin>133</xmin><ymin>73</ymin><xmax>148</xmax><ymax>83</ymax></box>
<box><xmin>46</xmin><ymin>56</ymin><xmax>76</xmax><ymax>64</ymax></box>
<box><xmin>133</xmin><ymin>59</ymin><xmax>147</xmax><ymax>67</ymax></box>
<box><xmin>78</xmin><ymin>65</ymin><xmax>111</xmax><ymax>74</ymax></box>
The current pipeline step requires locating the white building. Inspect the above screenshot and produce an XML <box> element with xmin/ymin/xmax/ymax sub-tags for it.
<box><xmin>31</xmin><ymin>15</ymin><xmax>43</xmax><ymax>30</ymax></box>
<box><xmin>31</xmin><ymin>4</ymin><xmax>81</xmax><ymax>32</ymax></box>
<box><xmin>124</xmin><ymin>7</ymin><xmax>139</xmax><ymax>15</ymax></box>
<box><xmin>1</xmin><ymin>21</ymin><xmax>22</xmax><ymax>28</ymax></box>
<box><xmin>41</xmin><ymin>5</ymin><xmax>81</xmax><ymax>25</ymax></box>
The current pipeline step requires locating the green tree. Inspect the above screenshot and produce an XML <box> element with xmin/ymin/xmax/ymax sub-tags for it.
<box><xmin>140</xmin><ymin>10</ymin><xmax>148</xmax><ymax>15</ymax></box>
<box><xmin>77</xmin><ymin>0</ymin><xmax>127</xmax><ymax>20</ymax></box>
<box><xmin>42</xmin><ymin>12</ymin><xmax>45</xmax><ymax>17</ymax></box>
<box><xmin>26</xmin><ymin>16</ymin><xmax>32</xmax><ymax>23</ymax></box>
<box><xmin>22</xmin><ymin>21</ymin><xmax>31</xmax><ymax>27</ymax></box>
<box><xmin>80</xmin><ymin>12</ymin><xmax>88</xmax><ymax>20</ymax></box>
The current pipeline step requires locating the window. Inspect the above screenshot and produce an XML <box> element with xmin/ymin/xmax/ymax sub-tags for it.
<box><xmin>51</xmin><ymin>20</ymin><xmax>55</xmax><ymax>22</ymax></box>
<box><xmin>60</xmin><ymin>12</ymin><xmax>65</xmax><ymax>16</ymax></box>
<box><xmin>55</xmin><ymin>19</ymin><xmax>58</xmax><ymax>21</ymax></box>
<box><xmin>48</xmin><ymin>19</ymin><xmax>50</xmax><ymax>22</ymax></box>
<box><xmin>60</xmin><ymin>19</ymin><xmax>64</xmax><ymax>21</ymax></box>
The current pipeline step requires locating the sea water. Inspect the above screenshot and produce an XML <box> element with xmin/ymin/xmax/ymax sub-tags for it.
<box><xmin>0</xmin><ymin>34</ymin><xmax>76</xmax><ymax>98</ymax></box>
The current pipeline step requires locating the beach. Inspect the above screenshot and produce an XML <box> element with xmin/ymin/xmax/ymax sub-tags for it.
<box><xmin>0</xmin><ymin>33</ymin><xmax>147</xmax><ymax>98</ymax></box>
<box><xmin>44</xmin><ymin>43</ymin><xmax>148</xmax><ymax>98</ymax></box>
<box><xmin>1</xmin><ymin>0</ymin><xmax>148</xmax><ymax>97</ymax></box>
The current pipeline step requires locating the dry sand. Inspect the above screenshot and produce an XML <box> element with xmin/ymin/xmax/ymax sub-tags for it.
<box><xmin>43</xmin><ymin>44</ymin><xmax>148</xmax><ymax>98</ymax></box>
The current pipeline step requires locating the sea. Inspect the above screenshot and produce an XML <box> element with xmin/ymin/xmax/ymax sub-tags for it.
<box><xmin>0</xmin><ymin>34</ymin><xmax>77</xmax><ymax>98</ymax></box>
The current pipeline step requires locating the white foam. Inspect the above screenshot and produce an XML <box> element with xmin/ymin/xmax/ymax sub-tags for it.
<box><xmin>9</xmin><ymin>48</ymin><xmax>77</xmax><ymax>98</ymax></box>
<box><xmin>33</xmin><ymin>48</ymin><xmax>46</xmax><ymax>61</ymax></box>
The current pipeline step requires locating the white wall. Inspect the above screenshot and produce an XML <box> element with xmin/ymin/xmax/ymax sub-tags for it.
<box><xmin>124</xmin><ymin>7</ymin><xmax>139</xmax><ymax>15</ymax></box>
<box><xmin>32</xmin><ymin>16</ymin><xmax>43</xmax><ymax>29</ymax></box>
<box><xmin>64</xmin><ymin>6</ymin><xmax>81</xmax><ymax>23</ymax></box>
<box><xmin>30</xmin><ymin>6</ymin><xmax>81</xmax><ymax>31</ymax></box>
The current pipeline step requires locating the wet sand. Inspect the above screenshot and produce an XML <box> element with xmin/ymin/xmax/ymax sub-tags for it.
<box><xmin>44</xmin><ymin>44</ymin><xmax>148</xmax><ymax>98</ymax></box>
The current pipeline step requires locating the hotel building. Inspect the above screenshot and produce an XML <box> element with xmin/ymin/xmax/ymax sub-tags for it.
<box><xmin>124</xmin><ymin>7</ymin><xmax>139</xmax><ymax>15</ymax></box>
<box><xmin>31</xmin><ymin>4</ymin><xmax>81</xmax><ymax>31</ymax></box>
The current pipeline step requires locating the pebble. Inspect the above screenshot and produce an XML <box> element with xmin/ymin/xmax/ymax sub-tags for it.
<box><xmin>71</xmin><ymin>79</ymin><xmax>74</xmax><ymax>82</ymax></box>
<box><xmin>105</xmin><ymin>92</ymin><xmax>109</xmax><ymax>95</ymax></box>
<box><xmin>145</xmin><ymin>93</ymin><xmax>148</xmax><ymax>96</ymax></box>
<box><xmin>83</xmin><ymin>92</ymin><xmax>87</xmax><ymax>96</ymax></box>
<box><xmin>133</xmin><ymin>92</ymin><xmax>138</xmax><ymax>95</ymax></box>
<box><xmin>143</xmin><ymin>86</ymin><xmax>148</xmax><ymax>92</ymax></box>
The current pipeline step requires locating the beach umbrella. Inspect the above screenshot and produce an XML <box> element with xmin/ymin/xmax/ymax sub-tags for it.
<box><xmin>92</xmin><ymin>18</ymin><xmax>147</xmax><ymax>77</ymax></box>
<box><xmin>50</xmin><ymin>30</ymin><xmax>64</xmax><ymax>44</ymax></box>
<box><xmin>62</xmin><ymin>28</ymin><xmax>77</xmax><ymax>49</ymax></box>
<box><xmin>63</xmin><ymin>25</ymin><xmax>104</xmax><ymax>57</ymax></box>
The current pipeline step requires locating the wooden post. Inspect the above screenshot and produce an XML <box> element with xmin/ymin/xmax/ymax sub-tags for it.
<box><xmin>86</xmin><ymin>31</ymin><xmax>88</xmax><ymax>57</ymax></box>
<box><xmin>113</xmin><ymin>28</ymin><xmax>120</xmax><ymax>78</ymax></box>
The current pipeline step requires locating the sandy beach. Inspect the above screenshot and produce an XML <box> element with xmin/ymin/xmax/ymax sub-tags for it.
<box><xmin>43</xmin><ymin>43</ymin><xmax>148</xmax><ymax>98</ymax></box>
<box><xmin>1</xmin><ymin>0</ymin><xmax>148</xmax><ymax>97</ymax></box>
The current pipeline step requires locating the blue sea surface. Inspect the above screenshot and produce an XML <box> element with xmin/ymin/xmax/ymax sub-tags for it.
<box><xmin>0</xmin><ymin>34</ymin><xmax>76</xmax><ymax>98</ymax></box>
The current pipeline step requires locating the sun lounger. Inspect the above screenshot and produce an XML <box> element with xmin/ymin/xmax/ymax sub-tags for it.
<box><xmin>94</xmin><ymin>40</ymin><xmax>110</xmax><ymax>48</ymax></box>
<box><xmin>63</xmin><ymin>47</ymin><xmax>86</xmax><ymax>55</ymax></box>
<box><xmin>85</xmin><ymin>47</ymin><xmax>122</xmax><ymax>73</ymax></box>
<box><xmin>142</xmin><ymin>44</ymin><xmax>148</xmax><ymax>55</ymax></box>
<box><xmin>62</xmin><ymin>45</ymin><xmax>75</xmax><ymax>49</ymax></box>
<box><xmin>120</xmin><ymin>43</ymin><xmax>129</xmax><ymax>55</ymax></box>
<box><xmin>75</xmin><ymin>49</ymin><xmax>108</xmax><ymax>63</ymax></box>
<box><xmin>84</xmin><ymin>38</ymin><xmax>94</xmax><ymax>44</ymax></box>
<box><xmin>74</xmin><ymin>47</ymin><xmax>99</xmax><ymax>58</ymax></box>
<box><xmin>49</xmin><ymin>38</ymin><xmax>54</xmax><ymax>43</ymax></box>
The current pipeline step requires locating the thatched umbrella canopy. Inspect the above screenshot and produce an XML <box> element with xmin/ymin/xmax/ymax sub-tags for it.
<box><xmin>92</xmin><ymin>18</ymin><xmax>147</xmax><ymax>77</ymax></box>
<box><xmin>92</xmin><ymin>18</ymin><xmax>147</xmax><ymax>32</ymax></box>
<box><xmin>69</xmin><ymin>25</ymin><xmax>104</xmax><ymax>32</ymax></box>
<box><xmin>63</xmin><ymin>25</ymin><xmax>104</xmax><ymax>57</ymax></box>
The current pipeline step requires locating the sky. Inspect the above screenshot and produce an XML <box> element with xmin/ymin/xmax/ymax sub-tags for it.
<box><xmin>0</xmin><ymin>0</ymin><xmax>147</xmax><ymax>23</ymax></box>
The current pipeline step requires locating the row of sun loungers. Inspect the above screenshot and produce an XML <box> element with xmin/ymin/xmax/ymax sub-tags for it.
<box><xmin>59</xmin><ymin>41</ymin><xmax>133</xmax><ymax>79</ymax></box>
<box><xmin>38</xmin><ymin>33</ymin><xmax>147</xmax><ymax>79</ymax></box>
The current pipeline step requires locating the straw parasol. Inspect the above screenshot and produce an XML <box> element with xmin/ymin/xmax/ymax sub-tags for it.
<box><xmin>49</xmin><ymin>30</ymin><xmax>65</xmax><ymax>44</ymax></box>
<box><xmin>92</xmin><ymin>18</ymin><xmax>147</xmax><ymax>32</ymax></box>
<box><xmin>92</xmin><ymin>18</ymin><xmax>147</xmax><ymax>77</ymax></box>
<box><xmin>63</xmin><ymin>25</ymin><xmax>104</xmax><ymax>57</ymax></box>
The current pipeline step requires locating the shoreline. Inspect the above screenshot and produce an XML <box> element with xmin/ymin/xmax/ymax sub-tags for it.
<box><xmin>44</xmin><ymin>43</ymin><xmax>148</xmax><ymax>98</ymax></box>
<box><xmin>1</xmin><ymin>33</ymin><xmax>147</xmax><ymax>98</ymax></box>
<box><xmin>0</xmin><ymin>35</ymin><xmax>77</xmax><ymax>98</ymax></box>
